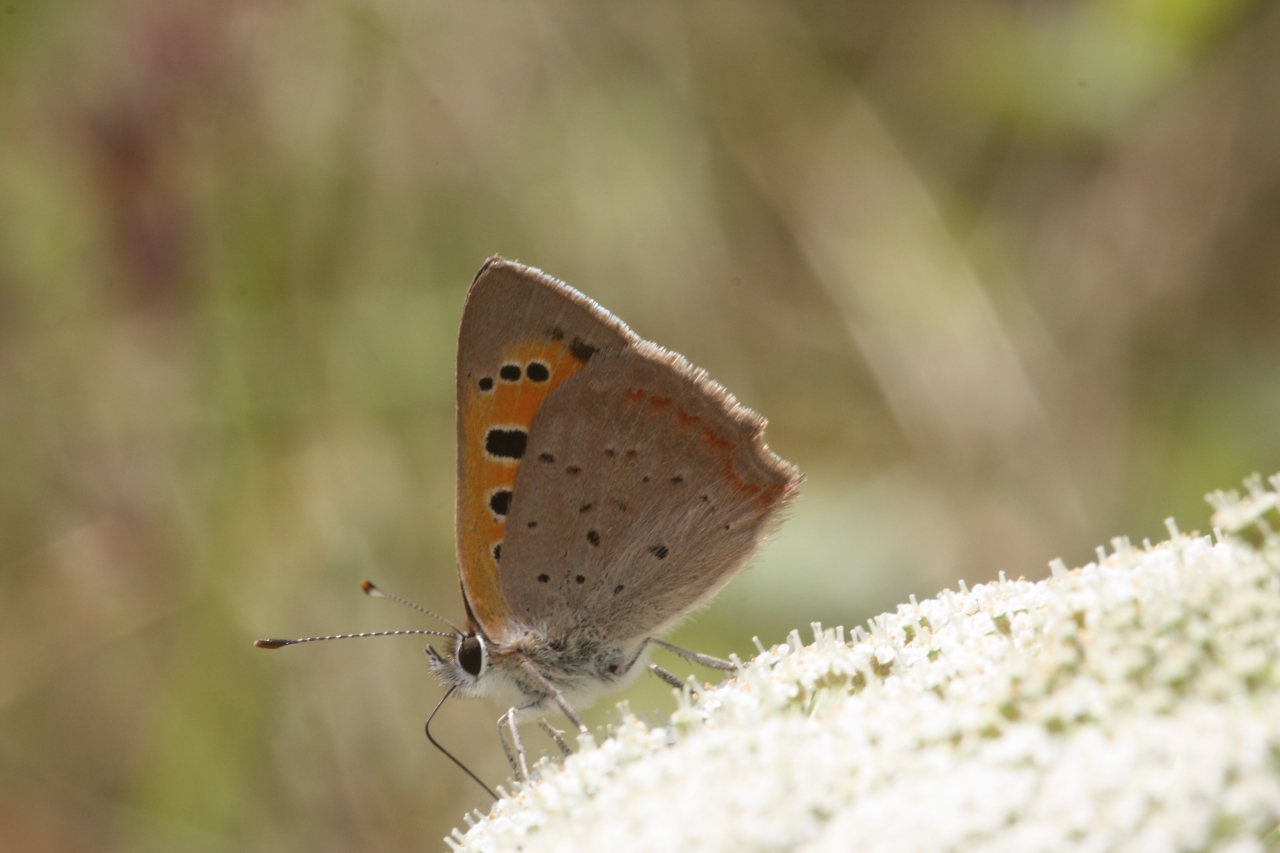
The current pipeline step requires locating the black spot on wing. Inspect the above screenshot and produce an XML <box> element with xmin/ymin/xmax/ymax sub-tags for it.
<box><xmin>538</xmin><ymin>452</ymin><xmax>555</xmax><ymax>463</ymax></box>
<box><xmin>575</xmin><ymin>575</ymin><xmax>585</xmax><ymax>584</ymax></box>
<box><xmin>649</xmin><ymin>545</ymin><xmax>668</xmax><ymax>559</ymax></box>
<box><xmin>526</xmin><ymin>361</ymin><xmax>550</xmax><ymax>382</ymax></box>
<box><xmin>499</xmin><ymin>363</ymin><xmax>522</xmax><ymax>382</ymax></box>
<box><xmin>478</xmin><ymin>377</ymin><xmax>494</xmax><ymax>392</ymax></box>
<box><xmin>489</xmin><ymin>490</ymin><xmax>513</xmax><ymax>517</ymax></box>
<box><xmin>587</xmin><ymin>530</ymin><xmax>600</xmax><ymax>546</ymax></box>
<box><xmin>569</xmin><ymin>337</ymin><xmax>598</xmax><ymax>363</ymax></box>
<box><xmin>538</xmin><ymin>573</ymin><xmax>549</xmax><ymax>583</ymax></box>
<box><xmin>486</xmin><ymin>429</ymin><xmax>527</xmax><ymax>460</ymax></box>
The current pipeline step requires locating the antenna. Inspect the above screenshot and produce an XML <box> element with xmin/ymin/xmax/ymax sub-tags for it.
<box><xmin>361</xmin><ymin>580</ymin><xmax>463</xmax><ymax>634</ymax></box>
<box><xmin>255</xmin><ymin>629</ymin><xmax>455</xmax><ymax>649</ymax></box>
<box><xmin>254</xmin><ymin>581</ymin><xmax>494</xmax><ymax>799</ymax></box>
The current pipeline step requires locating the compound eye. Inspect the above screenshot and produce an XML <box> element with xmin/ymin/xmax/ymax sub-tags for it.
<box><xmin>457</xmin><ymin>635</ymin><xmax>483</xmax><ymax>677</ymax></box>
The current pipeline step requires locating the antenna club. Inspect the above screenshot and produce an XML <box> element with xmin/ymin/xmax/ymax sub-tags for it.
<box><xmin>255</xmin><ymin>639</ymin><xmax>291</xmax><ymax>649</ymax></box>
<box><xmin>358</xmin><ymin>581</ymin><xmax>463</xmax><ymax>633</ymax></box>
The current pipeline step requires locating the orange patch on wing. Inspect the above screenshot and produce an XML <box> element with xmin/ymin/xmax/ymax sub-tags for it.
<box><xmin>702</xmin><ymin>427</ymin><xmax>731</xmax><ymax>450</ymax></box>
<box><xmin>720</xmin><ymin>454</ymin><xmax>795</xmax><ymax>508</ymax></box>
<box><xmin>721</xmin><ymin>458</ymin><xmax>764</xmax><ymax>496</ymax></box>
<box><xmin>457</xmin><ymin>337</ymin><xmax>590</xmax><ymax>639</ymax></box>
<box><xmin>755</xmin><ymin>481</ymin><xmax>791</xmax><ymax>507</ymax></box>
<box><xmin>631</xmin><ymin>388</ymin><xmax>783</xmax><ymax>509</ymax></box>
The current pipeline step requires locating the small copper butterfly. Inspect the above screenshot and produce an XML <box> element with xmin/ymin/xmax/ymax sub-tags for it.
<box><xmin>258</xmin><ymin>257</ymin><xmax>801</xmax><ymax>794</ymax></box>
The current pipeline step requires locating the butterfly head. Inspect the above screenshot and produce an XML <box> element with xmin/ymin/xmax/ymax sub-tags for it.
<box><xmin>427</xmin><ymin>626</ymin><xmax>492</xmax><ymax>692</ymax></box>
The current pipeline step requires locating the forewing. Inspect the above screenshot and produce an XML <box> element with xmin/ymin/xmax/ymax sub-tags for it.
<box><xmin>501</xmin><ymin>344</ymin><xmax>800</xmax><ymax>642</ymax></box>
<box><xmin>456</xmin><ymin>257</ymin><xmax>635</xmax><ymax>643</ymax></box>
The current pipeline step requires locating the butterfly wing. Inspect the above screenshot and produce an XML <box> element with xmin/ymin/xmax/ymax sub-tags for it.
<box><xmin>456</xmin><ymin>257</ymin><xmax>635</xmax><ymax>644</ymax></box>
<box><xmin>501</xmin><ymin>342</ymin><xmax>800</xmax><ymax>642</ymax></box>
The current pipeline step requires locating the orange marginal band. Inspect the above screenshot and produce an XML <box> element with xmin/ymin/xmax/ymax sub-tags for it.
<box><xmin>458</xmin><ymin>338</ymin><xmax>588</xmax><ymax>639</ymax></box>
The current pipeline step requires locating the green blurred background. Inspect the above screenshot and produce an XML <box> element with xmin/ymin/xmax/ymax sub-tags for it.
<box><xmin>2</xmin><ymin>0</ymin><xmax>1279</xmax><ymax>849</ymax></box>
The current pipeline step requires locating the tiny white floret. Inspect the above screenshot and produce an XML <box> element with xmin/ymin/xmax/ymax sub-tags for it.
<box><xmin>455</xmin><ymin>474</ymin><xmax>1280</xmax><ymax>853</ymax></box>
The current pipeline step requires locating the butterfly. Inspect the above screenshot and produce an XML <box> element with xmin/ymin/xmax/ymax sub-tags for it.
<box><xmin>258</xmin><ymin>257</ymin><xmax>800</xmax><ymax>794</ymax></box>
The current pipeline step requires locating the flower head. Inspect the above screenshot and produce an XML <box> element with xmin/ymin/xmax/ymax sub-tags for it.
<box><xmin>454</xmin><ymin>475</ymin><xmax>1280</xmax><ymax>853</ymax></box>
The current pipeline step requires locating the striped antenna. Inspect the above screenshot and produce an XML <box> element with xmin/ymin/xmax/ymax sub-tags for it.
<box><xmin>254</xmin><ymin>629</ymin><xmax>454</xmax><ymax>649</ymax></box>
<box><xmin>361</xmin><ymin>579</ymin><xmax>463</xmax><ymax>634</ymax></box>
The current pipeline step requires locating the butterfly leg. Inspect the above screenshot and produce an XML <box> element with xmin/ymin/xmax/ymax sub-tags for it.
<box><xmin>647</xmin><ymin>662</ymin><xmax>692</xmax><ymax>694</ymax></box>
<box><xmin>644</xmin><ymin>637</ymin><xmax>738</xmax><ymax>671</ymax></box>
<box><xmin>537</xmin><ymin>718</ymin><xmax>572</xmax><ymax>757</ymax></box>
<box><xmin>518</xmin><ymin>660</ymin><xmax>591</xmax><ymax>739</ymax></box>
<box><xmin>497</xmin><ymin>707</ymin><xmax>530</xmax><ymax>781</ymax></box>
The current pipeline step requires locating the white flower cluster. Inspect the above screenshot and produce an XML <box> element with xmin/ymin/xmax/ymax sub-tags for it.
<box><xmin>452</xmin><ymin>476</ymin><xmax>1280</xmax><ymax>853</ymax></box>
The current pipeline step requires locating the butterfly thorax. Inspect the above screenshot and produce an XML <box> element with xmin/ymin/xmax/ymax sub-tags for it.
<box><xmin>428</xmin><ymin>624</ymin><xmax>649</xmax><ymax>715</ymax></box>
